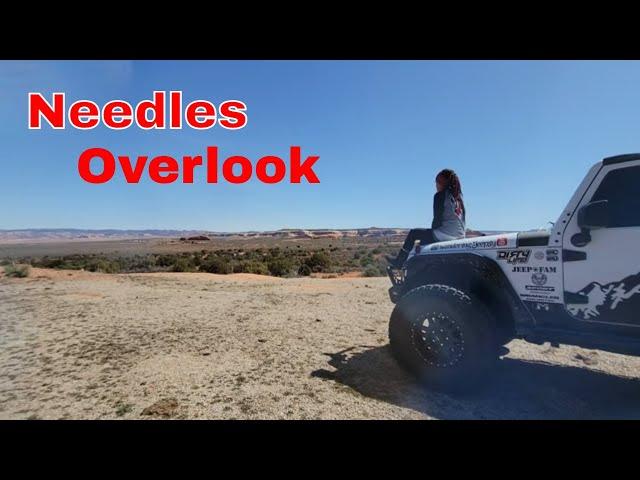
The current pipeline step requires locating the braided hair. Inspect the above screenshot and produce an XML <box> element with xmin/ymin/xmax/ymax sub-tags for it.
<box><xmin>436</xmin><ymin>169</ymin><xmax>465</xmax><ymax>219</ymax></box>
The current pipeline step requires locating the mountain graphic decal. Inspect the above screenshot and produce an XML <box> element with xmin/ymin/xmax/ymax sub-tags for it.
<box><xmin>566</xmin><ymin>271</ymin><xmax>640</xmax><ymax>324</ymax></box>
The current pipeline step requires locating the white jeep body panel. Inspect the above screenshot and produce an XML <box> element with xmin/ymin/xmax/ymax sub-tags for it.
<box><xmin>410</xmin><ymin>232</ymin><xmax>564</xmax><ymax>305</ymax></box>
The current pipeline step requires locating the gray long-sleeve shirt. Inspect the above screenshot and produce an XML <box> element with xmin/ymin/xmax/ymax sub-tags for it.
<box><xmin>431</xmin><ymin>189</ymin><xmax>466</xmax><ymax>241</ymax></box>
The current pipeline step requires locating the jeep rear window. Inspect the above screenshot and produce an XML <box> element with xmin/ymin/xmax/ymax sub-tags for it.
<box><xmin>591</xmin><ymin>165</ymin><xmax>640</xmax><ymax>227</ymax></box>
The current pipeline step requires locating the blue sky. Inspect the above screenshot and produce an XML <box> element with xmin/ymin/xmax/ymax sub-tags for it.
<box><xmin>1</xmin><ymin>60</ymin><xmax>640</xmax><ymax>232</ymax></box>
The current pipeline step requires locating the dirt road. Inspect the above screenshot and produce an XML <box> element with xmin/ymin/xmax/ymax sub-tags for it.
<box><xmin>1</xmin><ymin>268</ymin><xmax>640</xmax><ymax>419</ymax></box>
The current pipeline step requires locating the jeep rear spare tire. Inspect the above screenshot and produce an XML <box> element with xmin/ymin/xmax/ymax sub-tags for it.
<box><xmin>389</xmin><ymin>284</ymin><xmax>498</xmax><ymax>393</ymax></box>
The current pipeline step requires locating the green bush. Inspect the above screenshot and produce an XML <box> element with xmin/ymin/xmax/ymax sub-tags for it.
<box><xmin>359</xmin><ymin>255</ymin><xmax>373</xmax><ymax>267</ymax></box>
<box><xmin>202</xmin><ymin>257</ymin><xmax>233</xmax><ymax>274</ymax></box>
<box><xmin>234</xmin><ymin>260</ymin><xmax>269</xmax><ymax>275</ymax></box>
<box><xmin>87</xmin><ymin>259</ymin><xmax>113</xmax><ymax>273</ymax></box>
<box><xmin>363</xmin><ymin>265</ymin><xmax>383</xmax><ymax>277</ymax></box>
<box><xmin>172</xmin><ymin>258</ymin><xmax>196</xmax><ymax>272</ymax></box>
<box><xmin>39</xmin><ymin>257</ymin><xmax>65</xmax><ymax>268</ymax></box>
<box><xmin>267</xmin><ymin>258</ymin><xmax>294</xmax><ymax>277</ymax></box>
<box><xmin>298</xmin><ymin>264</ymin><xmax>312</xmax><ymax>276</ymax></box>
<box><xmin>4</xmin><ymin>264</ymin><xmax>30</xmax><ymax>278</ymax></box>
<box><xmin>305</xmin><ymin>252</ymin><xmax>331</xmax><ymax>272</ymax></box>
<box><xmin>7</xmin><ymin>243</ymin><xmax>399</xmax><ymax>278</ymax></box>
<box><xmin>156</xmin><ymin>254</ymin><xmax>179</xmax><ymax>268</ymax></box>
<box><xmin>130</xmin><ymin>256</ymin><xmax>156</xmax><ymax>272</ymax></box>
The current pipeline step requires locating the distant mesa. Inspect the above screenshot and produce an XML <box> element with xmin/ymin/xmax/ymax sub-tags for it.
<box><xmin>0</xmin><ymin>227</ymin><xmax>492</xmax><ymax>244</ymax></box>
<box><xmin>180</xmin><ymin>235</ymin><xmax>211</xmax><ymax>242</ymax></box>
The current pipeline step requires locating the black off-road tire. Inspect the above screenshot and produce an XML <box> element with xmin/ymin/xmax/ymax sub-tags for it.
<box><xmin>389</xmin><ymin>284</ymin><xmax>498</xmax><ymax>393</ymax></box>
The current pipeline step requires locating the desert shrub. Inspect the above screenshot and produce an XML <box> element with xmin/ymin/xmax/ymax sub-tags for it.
<box><xmin>233</xmin><ymin>260</ymin><xmax>269</xmax><ymax>275</ymax></box>
<box><xmin>267</xmin><ymin>258</ymin><xmax>294</xmax><ymax>277</ymax></box>
<box><xmin>171</xmin><ymin>258</ymin><xmax>196</xmax><ymax>272</ymax></box>
<box><xmin>71</xmin><ymin>255</ymin><xmax>90</xmax><ymax>269</ymax></box>
<box><xmin>156</xmin><ymin>254</ymin><xmax>179</xmax><ymax>268</ymax></box>
<box><xmin>87</xmin><ymin>259</ymin><xmax>115</xmax><ymax>273</ymax></box>
<box><xmin>304</xmin><ymin>252</ymin><xmax>331</xmax><ymax>272</ymax></box>
<box><xmin>298</xmin><ymin>264</ymin><xmax>312</xmax><ymax>276</ymax></box>
<box><xmin>363</xmin><ymin>265</ymin><xmax>384</xmax><ymax>277</ymax></box>
<box><xmin>129</xmin><ymin>255</ymin><xmax>156</xmax><ymax>271</ymax></box>
<box><xmin>202</xmin><ymin>257</ymin><xmax>233</xmax><ymax>274</ymax></box>
<box><xmin>107</xmin><ymin>261</ymin><xmax>122</xmax><ymax>273</ymax></box>
<box><xmin>4</xmin><ymin>264</ymin><xmax>30</xmax><ymax>278</ymax></box>
<box><xmin>4</xmin><ymin>242</ymin><xmax>399</xmax><ymax>278</ymax></box>
<box><xmin>40</xmin><ymin>257</ymin><xmax>65</xmax><ymax>268</ymax></box>
<box><xmin>359</xmin><ymin>255</ymin><xmax>374</xmax><ymax>267</ymax></box>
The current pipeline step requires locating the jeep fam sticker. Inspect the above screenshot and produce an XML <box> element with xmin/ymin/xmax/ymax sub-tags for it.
<box><xmin>499</xmin><ymin>248</ymin><xmax>562</xmax><ymax>304</ymax></box>
<box><xmin>512</xmin><ymin>266</ymin><xmax>557</xmax><ymax>273</ymax></box>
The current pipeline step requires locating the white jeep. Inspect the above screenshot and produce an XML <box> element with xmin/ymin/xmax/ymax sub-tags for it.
<box><xmin>387</xmin><ymin>154</ymin><xmax>640</xmax><ymax>392</ymax></box>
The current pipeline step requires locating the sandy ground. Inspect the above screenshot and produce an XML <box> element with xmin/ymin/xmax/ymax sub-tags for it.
<box><xmin>2</xmin><ymin>267</ymin><xmax>640</xmax><ymax>420</ymax></box>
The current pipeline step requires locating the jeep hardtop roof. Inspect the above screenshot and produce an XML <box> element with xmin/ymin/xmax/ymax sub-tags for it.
<box><xmin>602</xmin><ymin>153</ymin><xmax>640</xmax><ymax>165</ymax></box>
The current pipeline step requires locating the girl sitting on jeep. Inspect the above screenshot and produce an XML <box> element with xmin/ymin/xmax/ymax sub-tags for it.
<box><xmin>386</xmin><ymin>169</ymin><xmax>466</xmax><ymax>268</ymax></box>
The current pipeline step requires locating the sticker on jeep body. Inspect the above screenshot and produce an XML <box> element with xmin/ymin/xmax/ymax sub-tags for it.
<box><xmin>497</xmin><ymin>249</ymin><xmax>530</xmax><ymax>264</ymax></box>
<box><xmin>521</xmin><ymin>291</ymin><xmax>561</xmax><ymax>302</ymax></box>
<box><xmin>430</xmin><ymin>239</ymin><xmax>497</xmax><ymax>251</ymax></box>
<box><xmin>511</xmin><ymin>266</ymin><xmax>557</xmax><ymax>273</ymax></box>
<box><xmin>495</xmin><ymin>249</ymin><xmax>563</xmax><ymax>304</ymax></box>
<box><xmin>427</xmin><ymin>235</ymin><xmax>515</xmax><ymax>252</ymax></box>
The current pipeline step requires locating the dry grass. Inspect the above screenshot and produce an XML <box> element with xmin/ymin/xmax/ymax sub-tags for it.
<box><xmin>2</xmin><ymin>264</ymin><xmax>30</xmax><ymax>278</ymax></box>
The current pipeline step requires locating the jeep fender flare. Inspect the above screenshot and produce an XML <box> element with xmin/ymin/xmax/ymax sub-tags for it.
<box><xmin>401</xmin><ymin>252</ymin><xmax>536</xmax><ymax>338</ymax></box>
